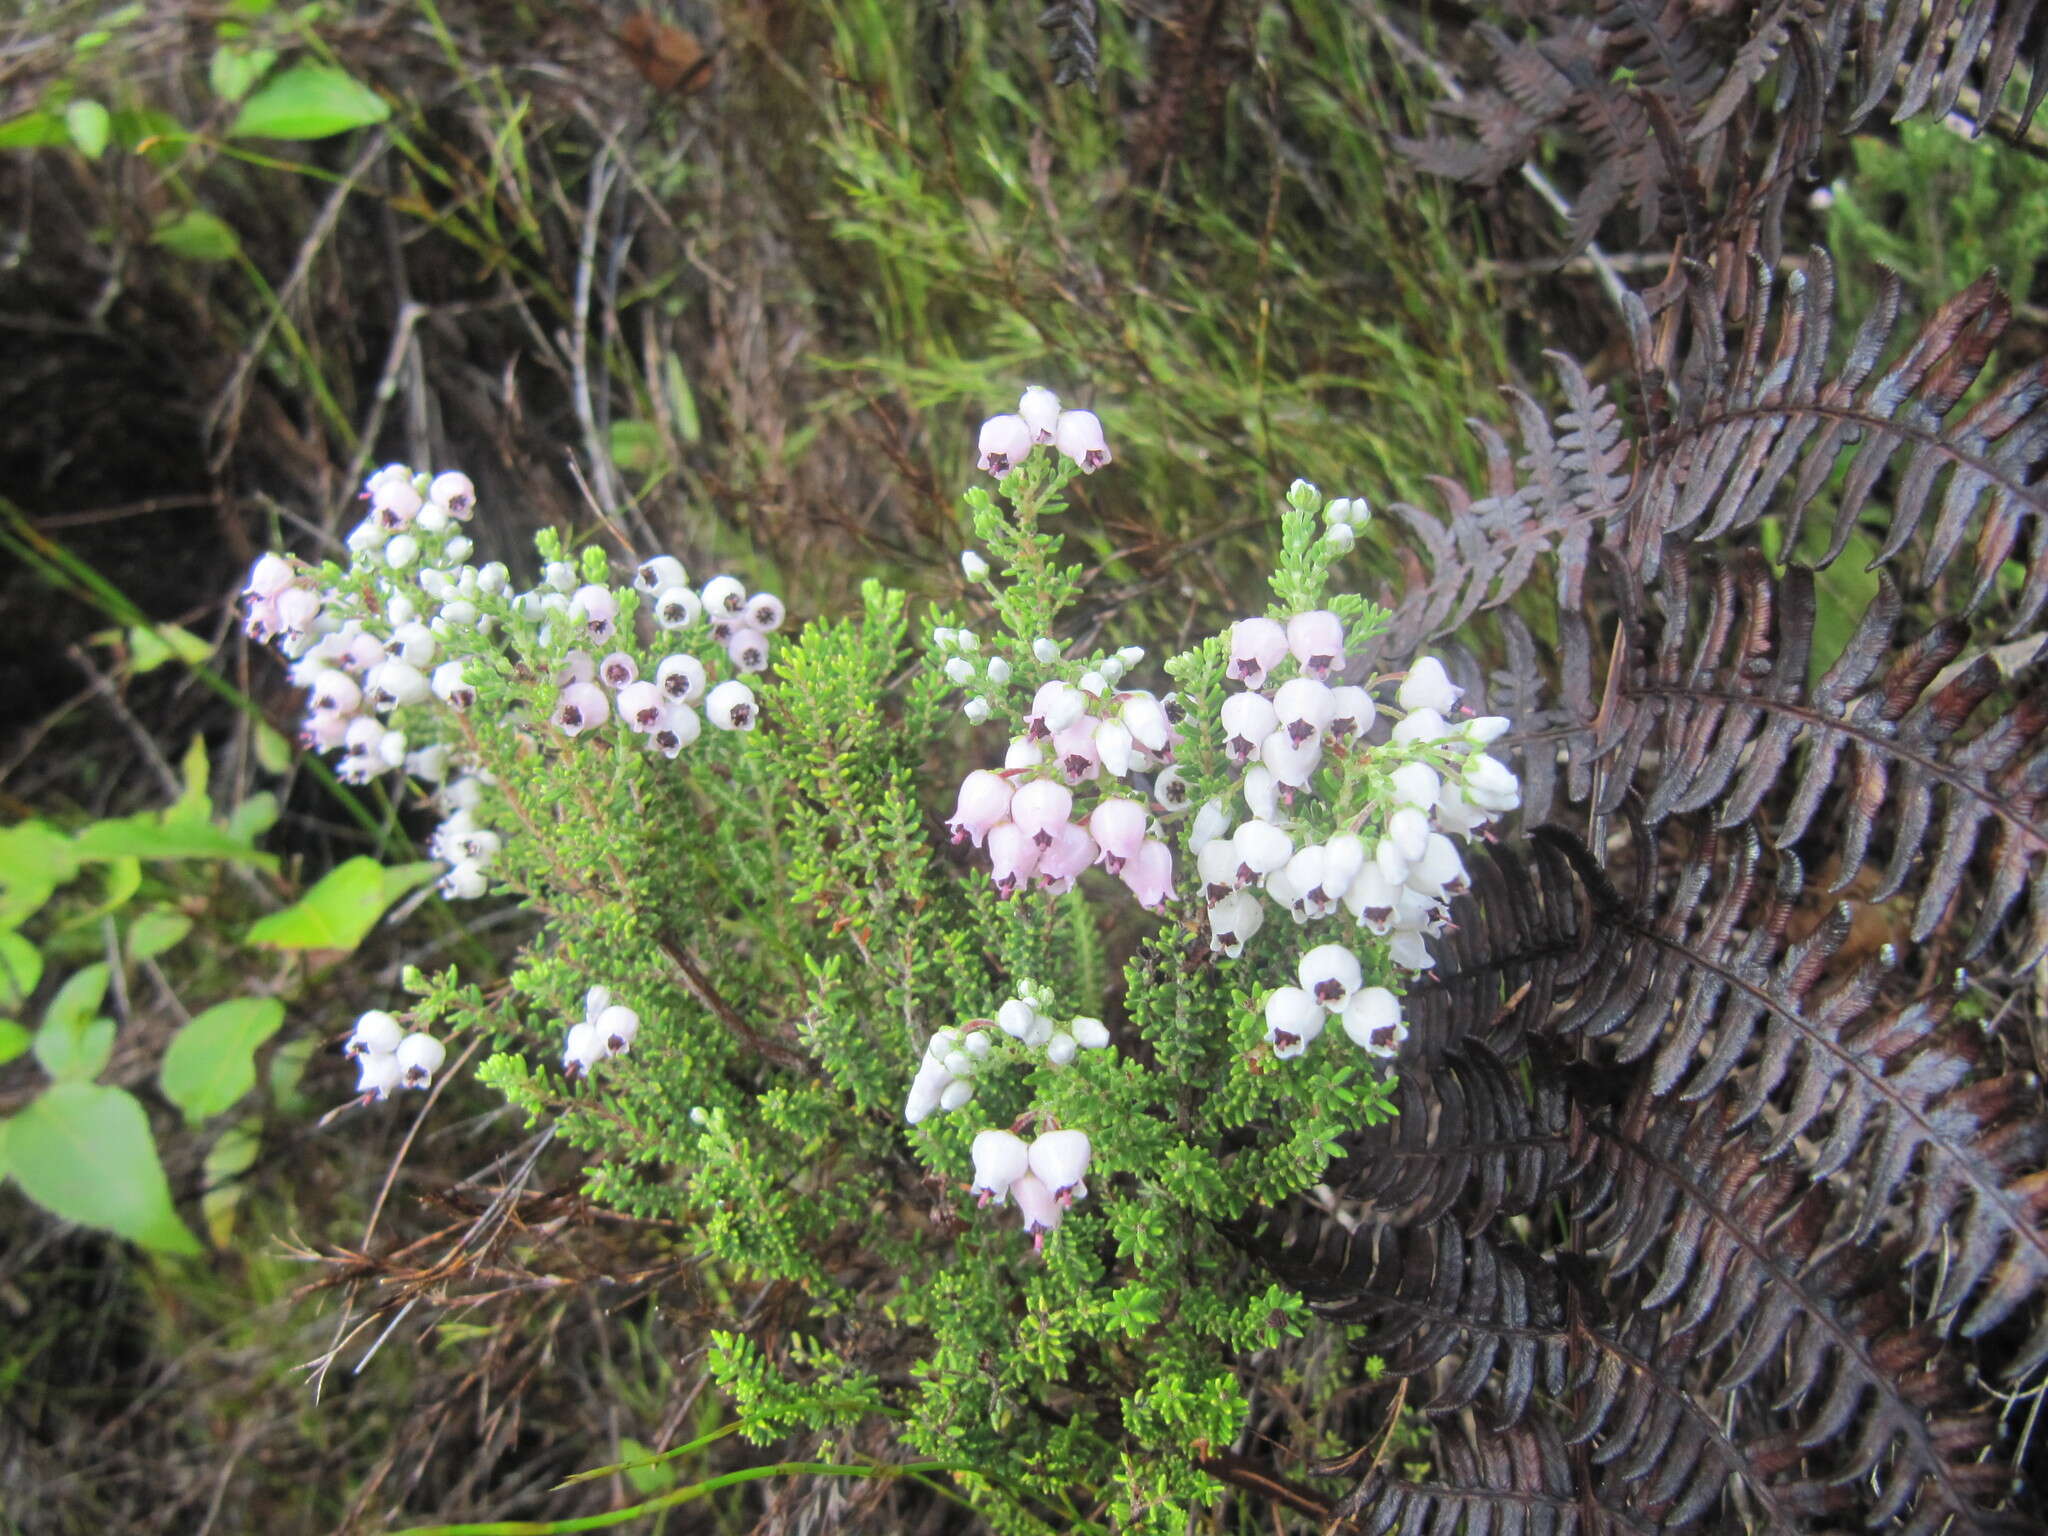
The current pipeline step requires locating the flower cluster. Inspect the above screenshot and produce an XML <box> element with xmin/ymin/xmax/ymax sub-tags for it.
<box><xmin>241</xmin><ymin>463</ymin><xmax>782</xmax><ymax>899</ymax></box>
<box><xmin>1194</xmin><ymin>595</ymin><xmax>1522</xmax><ymax>1061</ymax></box>
<box><xmin>976</xmin><ymin>385</ymin><xmax>1111</xmax><ymax>477</ymax></box>
<box><xmin>968</xmin><ymin>1126</ymin><xmax>1092</xmax><ymax>1250</ymax></box>
<box><xmin>562</xmin><ymin>986</ymin><xmax>641</xmax><ymax>1074</ymax></box>
<box><xmin>344</xmin><ymin>1010</ymin><xmax>447</xmax><ymax>1100</ymax></box>
<box><xmin>903</xmin><ymin>986</ymin><xmax>1113</xmax><ymax>1124</ymax></box>
<box><xmin>945</xmin><ymin>667</ymin><xmax>1187</xmax><ymax>907</ymax></box>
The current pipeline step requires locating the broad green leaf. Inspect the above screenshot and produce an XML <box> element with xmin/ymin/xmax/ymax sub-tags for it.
<box><xmin>0</xmin><ymin>111</ymin><xmax>67</xmax><ymax>149</ymax></box>
<box><xmin>0</xmin><ymin>821</ymin><xmax>81</xmax><ymax>928</ymax></box>
<box><xmin>42</xmin><ymin>962</ymin><xmax>107</xmax><ymax>1036</ymax></box>
<box><xmin>0</xmin><ymin>1020</ymin><xmax>30</xmax><ymax>1066</ymax></box>
<box><xmin>151</xmin><ymin>210</ymin><xmax>241</xmax><ymax>263</ymax></box>
<box><xmin>63</xmin><ymin>854</ymin><xmax>143</xmax><ymax>923</ymax></box>
<box><xmin>160</xmin><ymin>996</ymin><xmax>285</xmax><ymax>1124</ymax></box>
<box><xmin>0</xmin><ymin>932</ymin><xmax>42</xmax><ymax>1009</ymax></box>
<box><xmin>71</xmin><ymin>813</ymin><xmax>272</xmax><ymax>868</ymax></box>
<box><xmin>65</xmin><ymin>99</ymin><xmax>111</xmax><ymax>159</ymax></box>
<box><xmin>254</xmin><ymin>722</ymin><xmax>293</xmax><ymax>774</ymax></box>
<box><xmin>227</xmin><ymin>63</ymin><xmax>389</xmax><ymax>141</ymax></box>
<box><xmin>126</xmin><ymin>908</ymin><xmax>193</xmax><ymax>961</ymax></box>
<box><xmin>244</xmin><ymin>857</ymin><xmax>437</xmax><ymax>953</ymax></box>
<box><xmin>226</xmin><ymin>791</ymin><xmax>279</xmax><ymax>845</ymax></box>
<box><xmin>37</xmin><ymin>962</ymin><xmax>114</xmax><ymax>1081</ymax></box>
<box><xmin>36</xmin><ymin>1015</ymin><xmax>114</xmax><ymax>1082</ymax></box>
<box><xmin>169</xmin><ymin>734</ymin><xmax>211</xmax><ymax>824</ymax></box>
<box><xmin>201</xmin><ymin>1121</ymin><xmax>263</xmax><ymax>1243</ymax></box>
<box><xmin>208</xmin><ymin>43</ymin><xmax>277</xmax><ymax>103</ymax></box>
<box><xmin>3</xmin><ymin>1083</ymin><xmax>201</xmax><ymax>1254</ymax></box>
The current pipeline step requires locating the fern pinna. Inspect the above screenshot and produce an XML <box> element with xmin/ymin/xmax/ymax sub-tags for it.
<box><xmin>1223</xmin><ymin>4</ymin><xmax>2048</xmax><ymax>1529</ymax></box>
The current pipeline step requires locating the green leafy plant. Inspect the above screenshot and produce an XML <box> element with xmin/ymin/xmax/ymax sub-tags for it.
<box><xmin>238</xmin><ymin>405</ymin><xmax>1515</xmax><ymax>1528</ymax></box>
<box><xmin>0</xmin><ymin>733</ymin><xmax>367</xmax><ymax>1254</ymax></box>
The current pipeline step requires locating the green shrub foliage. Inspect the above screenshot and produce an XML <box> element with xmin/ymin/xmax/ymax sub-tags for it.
<box><xmin>243</xmin><ymin>420</ymin><xmax>1511</xmax><ymax>1529</ymax></box>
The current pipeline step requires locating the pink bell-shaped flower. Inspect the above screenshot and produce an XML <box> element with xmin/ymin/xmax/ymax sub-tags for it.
<box><xmin>1052</xmin><ymin>409</ymin><xmax>1111</xmax><ymax>472</ymax></box>
<box><xmin>1088</xmin><ymin>797</ymin><xmax>1149</xmax><ymax>873</ymax></box>
<box><xmin>553</xmin><ymin>682</ymin><xmax>610</xmax><ymax>737</ymax></box>
<box><xmin>1221</xmin><ymin>692</ymin><xmax>1278</xmax><ymax>764</ymax></box>
<box><xmin>1010</xmin><ymin>780</ymin><xmax>1075</xmax><ymax>848</ymax></box>
<box><xmin>977</xmin><ymin>414</ymin><xmax>1035</xmax><ymax>475</ymax></box>
<box><xmin>1286</xmin><ymin>610</ymin><xmax>1345</xmax><ymax>679</ymax></box>
<box><xmin>1018</xmin><ymin>386</ymin><xmax>1062</xmax><ymax>443</ymax></box>
<box><xmin>948</xmin><ymin>770</ymin><xmax>1014</xmax><ymax>848</ymax></box>
<box><xmin>1036</xmin><ymin>820</ymin><xmax>1100</xmax><ymax>887</ymax></box>
<box><xmin>986</xmin><ymin>822</ymin><xmax>1041</xmax><ymax>896</ymax></box>
<box><xmin>1228</xmin><ymin>617</ymin><xmax>1287</xmax><ymax>688</ymax></box>
<box><xmin>1120</xmin><ymin>837</ymin><xmax>1174</xmax><ymax>910</ymax></box>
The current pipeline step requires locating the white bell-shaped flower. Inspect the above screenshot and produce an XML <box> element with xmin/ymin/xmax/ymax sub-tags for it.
<box><xmin>1018</xmin><ymin>386</ymin><xmax>1062</xmax><ymax>442</ymax></box>
<box><xmin>1322</xmin><ymin>833</ymin><xmax>1367</xmax><ymax>902</ymax></box>
<box><xmin>1221</xmin><ymin>692</ymin><xmax>1278</xmax><ymax>763</ymax></box>
<box><xmin>1408</xmin><ymin>833</ymin><xmax>1470</xmax><ymax>901</ymax></box>
<box><xmin>1198</xmin><ymin>836</ymin><xmax>1244</xmax><ymax>901</ymax></box>
<box><xmin>1228</xmin><ymin>617</ymin><xmax>1288</xmax><ymax>689</ymax></box>
<box><xmin>1259</xmin><ymin>727</ymin><xmax>1322</xmax><ymax>790</ymax></box>
<box><xmin>1464</xmin><ymin>753</ymin><xmax>1522</xmax><ymax>812</ymax></box>
<box><xmin>1119</xmin><ymin>692</ymin><xmax>1171</xmax><ymax>755</ymax></box>
<box><xmin>1389</xmin><ymin>762</ymin><xmax>1440</xmax><ymax>809</ymax></box>
<box><xmin>1285</xmin><ymin>610</ymin><xmax>1345</xmax><ymax>679</ymax></box>
<box><xmin>1206</xmin><ymin>889</ymin><xmax>1264</xmax><ymax>957</ymax></box>
<box><xmin>1011</xmin><ymin>1172</ymin><xmax>1062</xmax><ymax>1246</ymax></box>
<box><xmin>971</xmin><ymin>1129</ymin><xmax>1031</xmax><ymax>1204</ymax></box>
<box><xmin>1189</xmin><ymin>798</ymin><xmax>1231</xmax><ymax>855</ymax></box>
<box><xmin>635</xmin><ymin>554</ymin><xmax>687</xmax><ymax>595</ymax></box>
<box><xmin>1346</xmin><ymin>863</ymin><xmax>1401</xmax><ymax>933</ymax></box>
<box><xmin>1027</xmin><ymin>1128</ymin><xmax>1092</xmax><ymax>1201</ymax></box>
<box><xmin>1342</xmin><ymin>987</ymin><xmax>1407</xmax><ymax>1057</ymax></box>
<box><xmin>597</xmin><ymin>1005</ymin><xmax>640</xmax><ymax>1055</ymax></box>
<box><xmin>1298</xmin><ymin>943</ymin><xmax>1362</xmax><ymax>1010</ymax></box>
<box><xmin>1232</xmin><ymin>819</ymin><xmax>1294</xmax><ymax>880</ymax></box>
<box><xmin>706</xmin><ymin>680</ymin><xmax>758</xmax><ymax>731</ymax></box>
<box><xmin>356</xmin><ymin>1051</ymin><xmax>403</xmax><ymax>1100</ymax></box>
<box><xmin>1052</xmin><ymin>409</ymin><xmax>1111</xmax><ymax>472</ymax></box>
<box><xmin>1242</xmin><ymin>765</ymin><xmax>1282</xmax><ymax>825</ymax></box>
<box><xmin>1388</xmin><ymin>806</ymin><xmax>1431</xmax><ymax>863</ymax></box>
<box><xmin>977</xmin><ymin>413</ymin><xmax>1035</xmax><ymax>475</ymax></box>
<box><xmin>654</xmin><ymin>587</ymin><xmax>703</xmax><ymax>630</ymax></box>
<box><xmin>564</xmin><ymin>1022</ymin><xmax>606</xmax><ymax>1074</ymax></box>
<box><xmin>1398</xmin><ymin>656</ymin><xmax>1463</xmax><ymax>714</ymax></box>
<box><xmin>1263</xmin><ymin>986</ymin><xmax>1324</xmax><ymax>1058</ymax></box>
<box><xmin>1388</xmin><ymin>930</ymin><xmax>1435</xmax><ymax>971</ymax></box>
<box><xmin>1273</xmin><ymin>677</ymin><xmax>1335</xmax><ymax>744</ymax></box>
<box><xmin>345</xmin><ymin>1011</ymin><xmax>401</xmax><ymax>1059</ymax></box>
<box><xmin>395</xmin><ymin>1031</ymin><xmax>446</xmax><ymax>1088</ymax></box>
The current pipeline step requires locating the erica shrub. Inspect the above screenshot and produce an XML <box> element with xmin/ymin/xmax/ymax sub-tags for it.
<box><xmin>243</xmin><ymin>391</ymin><xmax>1517</xmax><ymax>1529</ymax></box>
